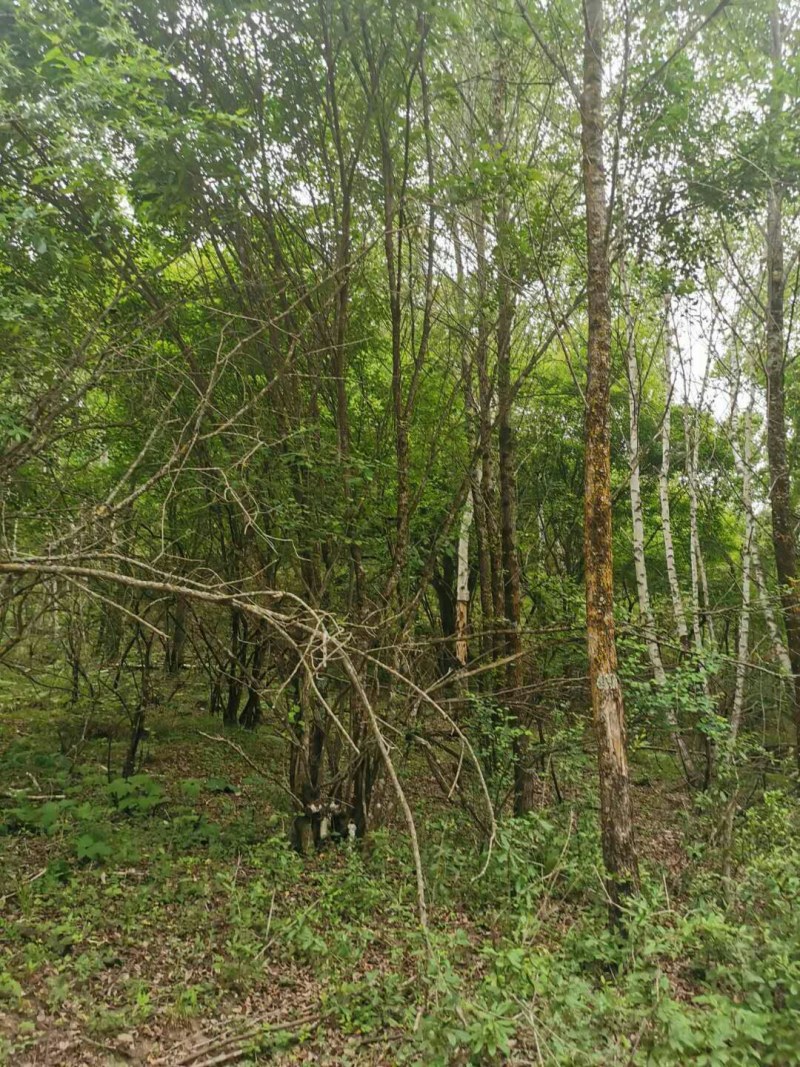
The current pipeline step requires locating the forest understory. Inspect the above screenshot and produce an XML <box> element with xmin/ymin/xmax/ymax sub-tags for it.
<box><xmin>3</xmin><ymin>670</ymin><xmax>799</xmax><ymax>1067</ymax></box>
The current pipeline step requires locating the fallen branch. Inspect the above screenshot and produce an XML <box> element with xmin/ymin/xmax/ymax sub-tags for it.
<box><xmin>0</xmin><ymin>792</ymin><xmax>66</xmax><ymax>800</ymax></box>
<box><xmin>158</xmin><ymin>1008</ymin><xmax>319</xmax><ymax>1066</ymax></box>
<box><xmin>341</xmin><ymin>654</ymin><xmax>429</xmax><ymax>933</ymax></box>
<box><xmin>0</xmin><ymin>866</ymin><xmax>48</xmax><ymax>906</ymax></box>
<box><xmin>0</xmin><ymin>558</ymin><xmax>455</xmax><ymax>931</ymax></box>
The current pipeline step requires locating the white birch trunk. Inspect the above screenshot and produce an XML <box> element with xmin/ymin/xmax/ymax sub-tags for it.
<box><xmin>454</xmin><ymin>480</ymin><xmax>476</xmax><ymax>666</ymax></box>
<box><xmin>626</xmin><ymin>313</ymin><xmax>665</xmax><ymax>684</ymax></box>
<box><xmin>731</xmin><ymin>408</ymin><xmax>754</xmax><ymax>739</ymax></box>
<box><xmin>682</xmin><ymin>350</ymin><xmax>716</xmax><ymax>656</ymax></box>
<box><xmin>753</xmin><ymin>542</ymin><xmax>793</xmax><ymax>677</ymax></box>
<box><xmin>626</xmin><ymin>284</ymin><xmax>695</xmax><ymax>783</ymax></box>
<box><xmin>698</xmin><ymin>516</ymin><xmax>716</xmax><ymax>649</ymax></box>
<box><xmin>660</xmin><ymin>297</ymin><xmax>689</xmax><ymax>648</ymax></box>
<box><xmin>684</xmin><ymin>405</ymin><xmax>704</xmax><ymax>656</ymax></box>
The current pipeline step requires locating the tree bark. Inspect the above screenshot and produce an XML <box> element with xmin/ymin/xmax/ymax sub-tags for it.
<box><xmin>625</xmin><ymin>281</ymin><xmax>665</xmax><ymax>684</ymax></box>
<box><xmin>453</xmin><ymin>218</ymin><xmax>483</xmax><ymax>670</ymax></box>
<box><xmin>455</xmin><ymin>484</ymin><xmax>475</xmax><ymax>666</ymax></box>
<box><xmin>625</xmin><ymin>290</ymin><xmax>695</xmax><ymax>784</ymax></box>
<box><xmin>765</xmin><ymin>1</ymin><xmax>800</xmax><ymax>767</ymax></box>
<box><xmin>580</xmin><ymin>0</ymin><xmax>639</xmax><ymax>910</ymax></box>
<box><xmin>167</xmin><ymin>594</ymin><xmax>188</xmax><ymax>674</ymax></box>
<box><xmin>685</xmin><ymin>406</ymin><xmax>705</xmax><ymax>656</ymax></box>
<box><xmin>681</xmin><ymin>356</ymin><xmax>715</xmax><ymax>656</ymax></box>
<box><xmin>474</xmin><ymin>210</ymin><xmax>504</xmax><ymax>653</ymax></box>
<box><xmin>494</xmin><ymin>59</ymin><xmax>534</xmax><ymax>816</ymax></box>
<box><xmin>659</xmin><ymin>296</ymin><xmax>690</xmax><ymax>650</ymax></box>
<box><xmin>319</xmin><ymin>3</ymin><xmax>366</xmax><ymax>614</ymax></box>
<box><xmin>731</xmin><ymin>406</ymin><xmax>754</xmax><ymax>739</ymax></box>
<box><xmin>753</xmin><ymin>541</ymin><xmax>793</xmax><ymax>678</ymax></box>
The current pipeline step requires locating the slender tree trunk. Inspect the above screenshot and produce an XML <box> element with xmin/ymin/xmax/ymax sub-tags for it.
<box><xmin>224</xmin><ymin>608</ymin><xmax>244</xmax><ymax>727</ymax></box>
<box><xmin>499</xmin><ymin>324</ymin><xmax>533</xmax><ymax>812</ymax></box>
<box><xmin>319</xmin><ymin>2</ymin><xmax>366</xmax><ymax>614</ymax></box>
<box><xmin>684</xmin><ymin>326</ymin><xmax>719</xmax><ymax>661</ymax></box>
<box><xmin>731</xmin><ymin>407</ymin><xmax>754</xmax><ymax>740</ymax></box>
<box><xmin>752</xmin><ymin>542</ymin><xmax>793</xmax><ymax>678</ymax></box>
<box><xmin>720</xmin><ymin>405</ymin><xmax>757</xmax><ymax>890</ymax></box>
<box><xmin>580</xmin><ymin>0</ymin><xmax>639</xmax><ymax>910</ymax></box>
<box><xmin>167</xmin><ymin>595</ymin><xmax>188</xmax><ymax>674</ymax></box>
<box><xmin>330</xmin><ymin>187</ymin><xmax>366</xmax><ymax>612</ymax></box>
<box><xmin>625</xmin><ymin>287</ymin><xmax>665</xmax><ymax>683</ymax></box>
<box><xmin>455</xmin><ymin>484</ymin><xmax>475</xmax><ymax>666</ymax></box>
<box><xmin>373</xmin><ymin>101</ymin><xmax>409</xmax><ymax>607</ymax></box>
<box><xmin>684</xmin><ymin>402</ymin><xmax>712</xmax><ymax>655</ymax></box>
<box><xmin>659</xmin><ymin>297</ymin><xmax>690</xmax><ymax>650</ymax></box>
<box><xmin>625</xmin><ymin>295</ymin><xmax>696</xmax><ymax>784</ymax></box>
<box><xmin>698</xmin><ymin>520</ymin><xmax>716</xmax><ymax>649</ymax></box>
<box><xmin>497</xmin><ymin>282</ymin><xmax>522</xmax><ymax>686</ymax></box>
<box><xmin>765</xmin><ymin>2</ymin><xmax>800</xmax><ymax>767</ymax></box>
<box><xmin>676</xmin><ymin>346</ymin><xmax>717</xmax><ymax>783</ymax></box>
<box><xmin>471</xmin><ymin>228</ymin><xmax>497</xmax><ymax>662</ymax></box>
<box><xmin>474</xmin><ymin>211</ymin><xmax>504</xmax><ymax>652</ymax></box>
<box><xmin>388</xmin><ymin>258</ymin><xmax>410</xmax><ymax>607</ymax></box>
<box><xmin>453</xmin><ymin>219</ymin><xmax>483</xmax><ymax>670</ymax></box>
<box><xmin>731</xmin><ymin>361</ymin><xmax>790</xmax><ymax>681</ymax></box>
<box><xmin>684</xmin><ymin>367</ymin><xmax>716</xmax><ymax>657</ymax></box>
<box><xmin>472</xmin><ymin>469</ymin><xmax>495</xmax><ymax>664</ymax></box>
<box><xmin>240</xmin><ymin>633</ymin><xmax>267</xmax><ymax>730</ymax></box>
<box><xmin>494</xmin><ymin>61</ymin><xmax>534</xmax><ymax>815</ymax></box>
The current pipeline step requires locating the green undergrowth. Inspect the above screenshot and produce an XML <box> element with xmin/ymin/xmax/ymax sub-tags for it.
<box><xmin>2</xmin><ymin>691</ymin><xmax>800</xmax><ymax>1064</ymax></box>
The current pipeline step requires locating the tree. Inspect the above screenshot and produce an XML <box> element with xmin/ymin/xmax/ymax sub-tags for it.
<box><xmin>764</xmin><ymin>0</ymin><xmax>800</xmax><ymax>768</ymax></box>
<box><xmin>580</xmin><ymin>0</ymin><xmax>639</xmax><ymax>909</ymax></box>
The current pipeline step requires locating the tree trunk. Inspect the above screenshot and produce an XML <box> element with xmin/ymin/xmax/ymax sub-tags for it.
<box><xmin>580</xmin><ymin>0</ymin><xmax>639</xmax><ymax>911</ymax></box>
<box><xmin>375</xmin><ymin>106</ymin><xmax>409</xmax><ymax>607</ymax></box>
<box><xmin>659</xmin><ymin>296</ymin><xmax>690</xmax><ymax>650</ymax></box>
<box><xmin>288</xmin><ymin>674</ymin><xmax>326</xmax><ymax>816</ymax></box>
<box><xmin>453</xmin><ymin>219</ymin><xmax>483</xmax><ymax>670</ymax></box>
<box><xmin>698</xmin><ymin>523</ymin><xmax>716</xmax><ymax>650</ymax></box>
<box><xmin>455</xmin><ymin>484</ymin><xmax>475</xmax><ymax>666</ymax></box>
<box><xmin>494</xmin><ymin>60</ymin><xmax>534</xmax><ymax>816</ymax></box>
<box><xmin>752</xmin><ymin>541</ymin><xmax>793</xmax><ymax>678</ymax></box>
<box><xmin>625</xmin><ymin>291</ymin><xmax>695</xmax><ymax>785</ymax></box>
<box><xmin>625</xmin><ymin>285</ymin><xmax>665</xmax><ymax>683</ymax></box>
<box><xmin>674</xmin><ymin>343</ymin><xmax>718</xmax><ymax>784</ymax></box>
<box><xmin>167</xmin><ymin>595</ymin><xmax>188</xmax><ymax>674</ymax></box>
<box><xmin>765</xmin><ymin>2</ymin><xmax>800</xmax><ymax>767</ymax></box>
<box><xmin>474</xmin><ymin>210</ymin><xmax>504</xmax><ymax>655</ymax></box>
<box><xmin>223</xmin><ymin>608</ymin><xmax>244</xmax><ymax>727</ymax></box>
<box><xmin>731</xmin><ymin>406</ymin><xmax>754</xmax><ymax>740</ymax></box>
<box><xmin>320</xmin><ymin>9</ymin><xmax>366</xmax><ymax>613</ymax></box>
<box><xmin>240</xmin><ymin>633</ymin><xmax>267</xmax><ymax>730</ymax></box>
<box><xmin>432</xmin><ymin>552</ymin><xmax>457</xmax><ymax>674</ymax></box>
<box><xmin>683</xmin><ymin>396</ymin><xmax>714</xmax><ymax>655</ymax></box>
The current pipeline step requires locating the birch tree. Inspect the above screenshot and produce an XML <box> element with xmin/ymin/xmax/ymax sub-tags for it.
<box><xmin>731</xmin><ymin>404</ymin><xmax>755</xmax><ymax>739</ymax></box>
<box><xmin>660</xmin><ymin>297</ymin><xmax>690</xmax><ymax>651</ymax></box>
<box><xmin>625</xmin><ymin>280</ymin><xmax>696</xmax><ymax>784</ymax></box>
<box><xmin>455</xmin><ymin>485</ymin><xmax>475</xmax><ymax>666</ymax></box>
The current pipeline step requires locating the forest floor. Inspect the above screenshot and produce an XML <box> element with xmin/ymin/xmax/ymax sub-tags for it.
<box><xmin>1</xmin><ymin>673</ymin><xmax>798</xmax><ymax>1065</ymax></box>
